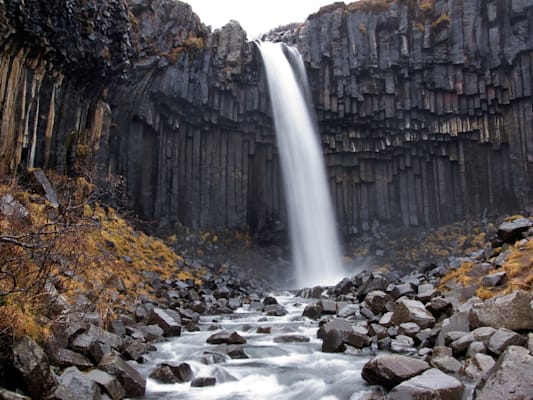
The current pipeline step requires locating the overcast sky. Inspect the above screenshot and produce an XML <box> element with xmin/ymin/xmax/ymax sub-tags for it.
<box><xmin>184</xmin><ymin>0</ymin><xmax>343</xmax><ymax>39</ymax></box>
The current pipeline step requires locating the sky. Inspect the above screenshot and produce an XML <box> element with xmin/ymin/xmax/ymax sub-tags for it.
<box><xmin>183</xmin><ymin>0</ymin><xmax>343</xmax><ymax>39</ymax></box>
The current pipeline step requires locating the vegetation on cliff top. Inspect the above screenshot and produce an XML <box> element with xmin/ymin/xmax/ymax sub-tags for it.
<box><xmin>0</xmin><ymin>171</ymin><xmax>201</xmax><ymax>345</ymax></box>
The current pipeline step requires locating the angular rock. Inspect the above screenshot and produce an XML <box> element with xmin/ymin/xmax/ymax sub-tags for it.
<box><xmin>264</xmin><ymin>304</ymin><xmax>288</xmax><ymax>316</ymax></box>
<box><xmin>86</xmin><ymin>325</ymin><xmax>123</xmax><ymax>349</ymax></box>
<box><xmin>302</xmin><ymin>303</ymin><xmax>322</xmax><ymax>320</ymax></box>
<box><xmin>191</xmin><ymin>377</ymin><xmax>216</xmax><ymax>387</ymax></box>
<box><xmin>364</xmin><ymin>290</ymin><xmax>392</xmax><ymax>314</ymax></box>
<box><xmin>430</xmin><ymin>355</ymin><xmax>463</xmax><ymax>374</ymax></box>
<box><xmin>12</xmin><ymin>336</ymin><xmax>55</xmax><ymax>398</ymax></box>
<box><xmin>388</xmin><ymin>368</ymin><xmax>464</xmax><ymax>400</ymax></box>
<box><xmin>213</xmin><ymin>344</ymin><xmax>249</xmax><ymax>359</ymax></box>
<box><xmin>497</xmin><ymin>218</ymin><xmax>532</xmax><ymax>243</ymax></box>
<box><xmin>98</xmin><ymin>353</ymin><xmax>146</xmax><ymax>397</ymax></box>
<box><xmin>273</xmin><ymin>335</ymin><xmax>310</xmax><ymax>343</ymax></box>
<box><xmin>52</xmin><ymin>348</ymin><xmax>94</xmax><ymax>369</ymax></box>
<box><xmin>164</xmin><ymin>362</ymin><xmax>193</xmax><ymax>383</ymax></box>
<box><xmin>149</xmin><ymin>308</ymin><xmax>182</xmax><ymax>337</ymax></box>
<box><xmin>86</xmin><ymin>369</ymin><xmax>126</xmax><ymax>400</ymax></box>
<box><xmin>475</xmin><ymin>346</ymin><xmax>533</xmax><ymax>399</ymax></box>
<box><xmin>122</xmin><ymin>340</ymin><xmax>156</xmax><ymax>362</ymax></box>
<box><xmin>320</xmin><ymin>318</ymin><xmax>352</xmax><ymax>353</ymax></box>
<box><xmin>487</xmin><ymin>327</ymin><xmax>525</xmax><ymax>355</ymax></box>
<box><xmin>361</xmin><ymin>354</ymin><xmax>430</xmax><ymax>389</ymax></box>
<box><xmin>389</xmin><ymin>283</ymin><xmax>416</xmax><ymax>300</ymax></box>
<box><xmin>149</xmin><ymin>365</ymin><xmax>180</xmax><ymax>383</ymax></box>
<box><xmin>318</xmin><ymin>299</ymin><xmax>337</xmax><ymax>314</ymax></box>
<box><xmin>337</xmin><ymin>303</ymin><xmax>359</xmax><ymax>318</ymax></box>
<box><xmin>464</xmin><ymin>353</ymin><xmax>495</xmax><ymax>380</ymax></box>
<box><xmin>206</xmin><ymin>330</ymin><xmax>246</xmax><ymax>345</ymax></box>
<box><xmin>334</xmin><ymin>278</ymin><xmax>354</xmax><ymax>295</ymax></box>
<box><xmin>466</xmin><ymin>341</ymin><xmax>487</xmax><ymax>357</ymax></box>
<box><xmin>480</xmin><ymin>272</ymin><xmax>506</xmax><ymax>287</ymax></box>
<box><xmin>54</xmin><ymin>367</ymin><xmax>101</xmax><ymax>400</ymax></box>
<box><xmin>470</xmin><ymin>291</ymin><xmax>533</xmax><ymax>330</ymax></box>
<box><xmin>392</xmin><ymin>299</ymin><xmax>436</xmax><ymax>329</ymax></box>
<box><xmin>345</xmin><ymin>329</ymin><xmax>372</xmax><ymax>349</ymax></box>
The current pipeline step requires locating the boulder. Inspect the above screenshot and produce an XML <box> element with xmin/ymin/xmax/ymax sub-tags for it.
<box><xmin>487</xmin><ymin>328</ymin><xmax>525</xmax><ymax>355</ymax></box>
<box><xmin>54</xmin><ymin>367</ymin><xmax>101</xmax><ymax>400</ymax></box>
<box><xmin>345</xmin><ymin>327</ymin><xmax>372</xmax><ymax>349</ymax></box>
<box><xmin>320</xmin><ymin>318</ymin><xmax>352</xmax><ymax>353</ymax></box>
<box><xmin>149</xmin><ymin>308</ymin><xmax>182</xmax><ymax>337</ymax></box>
<box><xmin>470</xmin><ymin>291</ymin><xmax>533</xmax><ymax>330</ymax></box>
<box><xmin>273</xmin><ymin>335</ymin><xmax>310</xmax><ymax>343</ymax></box>
<box><xmin>475</xmin><ymin>346</ymin><xmax>533</xmax><ymax>399</ymax></box>
<box><xmin>466</xmin><ymin>341</ymin><xmax>487</xmax><ymax>357</ymax></box>
<box><xmin>12</xmin><ymin>336</ymin><xmax>55</xmax><ymax>398</ymax></box>
<box><xmin>98</xmin><ymin>353</ymin><xmax>146</xmax><ymax>397</ymax></box>
<box><xmin>361</xmin><ymin>354</ymin><xmax>430</xmax><ymax>389</ymax></box>
<box><xmin>337</xmin><ymin>304</ymin><xmax>359</xmax><ymax>318</ymax></box>
<box><xmin>388</xmin><ymin>283</ymin><xmax>417</xmax><ymax>300</ymax></box>
<box><xmin>70</xmin><ymin>333</ymin><xmax>96</xmax><ymax>354</ymax></box>
<box><xmin>122</xmin><ymin>340</ymin><xmax>156</xmax><ymax>361</ymax></box>
<box><xmin>497</xmin><ymin>218</ymin><xmax>532</xmax><ymax>243</ymax></box>
<box><xmin>334</xmin><ymin>278</ymin><xmax>354</xmax><ymax>295</ymax></box>
<box><xmin>302</xmin><ymin>303</ymin><xmax>322</xmax><ymax>319</ymax></box>
<box><xmin>392</xmin><ymin>299</ymin><xmax>436</xmax><ymax>329</ymax></box>
<box><xmin>52</xmin><ymin>348</ymin><xmax>94</xmax><ymax>369</ymax></box>
<box><xmin>190</xmin><ymin>377</ymin><xmax>216</xmax><ymax>387</ymax></box>
<box><xmin>318</xmin><ymin>299</ymin><xmax>337</xmax><ymax>314</ymax></box>
<box><xmin>388</xmin><ymin>368</ymin><xmax>464</xmax><ymax>400</ymax></box>
<box><xmin>85</xmin><ymin>369</ymin><xmax>126</xmax><ymax>400</ymax></box>
<box><xmin>164</xmin><ymin>362</ymin><xmax>193</xmax><ymax>383</ymax></box>
<box><xmin>86</xmin><ymin>325</ymin><xmax>123</xmax><ymax>349</ymax></box>
<box><xmin>149</xmin><ymin>365</ymin><xmax>180</xmax><ymax>383</ymax></box>
<box><xmin>264</xmin><ymin>304</ymin><xmax>288</xmax><ymax>316</ymax></box>
<box><xmin>364</xmin><ymin>290</ymin><xmax>392</xmax><ymax>314</ymax></box>
<box><xmin>464</xmin><ymin>354</ymin><xmax>495</xmax><ymax>380</ymax></box>
<box><xmin>212</xmin><ymin>344</ymin><xmax>249</xmax><ymax>359</ymax></box>
<box><xmin>430</xmin><ymin>355</ymin><xmax>463</xmax><ymax>374</ymax></box>
<box><xmin>206</xmin><ymin>330</ymin><xmax>246</xmax><ymax>345</ymax></box>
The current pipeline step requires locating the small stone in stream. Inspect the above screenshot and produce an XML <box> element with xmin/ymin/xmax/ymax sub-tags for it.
<box><xmin>264</xmin><ymin>304</ymin><xmax>288</xmax><ymax>316</ymax></box>
<box><xmin>464</xmin><ymin>353</ymin><xmax>495</xmax><ymax>380</ymax></box>
<box><xmin>475</xmin><ymin>346</ymin><xmax>533</xmax><ymax>399</ymax></box>
<box><xmin>364</xmin><ymin>290</ymin><xmax>392</xmax><ymax>314</ymax></box>
<box><xmin>302</xmin><ymin>303</ymin><xmax>322</xmax><ymax>320</ymax></box>
<box><xmin>466</xmin><ymin>341</ymin><xmax>487</xmax><ymax>357</ymax></box>
<box><xmin>52</xmin><ymin>348</ymin><xmax>93</xmax><ymax>369</ymax></box>
<box><xmin>470</xmin><ymin>290</ymin><xmax>533</xmax><ymax>330</ymax></box>
<box><xmin>318</xmin><ymin>299</ymin><xmax>337</xmax><ymax>314</ymax></box>
<box><xmin>388</xmin><ymin>368</ymin><xmax>464</xmax><ymax>400</ymax></box>
<box><xmin>163</xmin><ymin>362</ymin><xmax>193</xmax><ymax>383</ymax></box>
<box><xmin>213</xmin><ymin>344</ymin><xmax>249</xmax><ymax>359</ymax></box>
<box><xmin>263</xmin><ymin>296</ymin><xmax>278</xmax><ymax>306</ymax></box>
<box><xmin>497</xmin><ymin>218</ymin><xmax>532</xmax><ymax>243</ymax></box>
<box><xmin>257</xmin><ymin>326</ymin><xmax>271</xmax><ymax>334</ymax></box>
<box><xmin>480</xmin><ymin>272</ymin><xmax>506</xmax><ymax>287</ymax></box>
<box><xmin>392</xmin><ymin>298</ymin><xmax>436</xmax><ymax>329</ymax></box>
<box><xmin>361</xmin><ymin>354</ymin><xmax>430</xmax><ymax>389</ymax></box>
<box><xmin>274</xmin><ymin>335</ymin><xmax>310</xmax><ymax>343</ymax></box>
<box><xmin>430</xmin><ymin>355</ymin><xmax>463</xmax><ymax>374</ymax></box>
<box><xmin>212</xmin><ymin>367</ymin><xmax>238</xmax><ymax>383</ymax></box>
<box><xmin>320</xmin><ymin>318</ymin><xmax>352</xmax><ymax>353</ymax></box>
<box><xmin>98</xmin><ymin>353</ymin><xmax>146</xmax><ymax>397</ymax></box>
<box><xmin>150</xmin><ymin>365</ymin><xmax>180</xmax><ymax>383</ymax></box>
<box><xmin>191</xmin><ymin>377</ymin><xmax>216</xmax><ymax>387</ymax></box>
<box><xmin>201</xmin><ymin>351</ymin><xmax>228</xmax><ymax>365</ymax></box>
<box><xmin>86</xmin><ymin>369</ymin><xmax>126</xmax><ymax>400</ymax></box>
<box><xmin>206</xmin><ymin>330</ymin><xmax>247</xmax><ymax>345</ymax></box>
<box><xmin>487</xmin><ymin>327</ymin><xmax>525</xmax><ymax>355</ymax></box>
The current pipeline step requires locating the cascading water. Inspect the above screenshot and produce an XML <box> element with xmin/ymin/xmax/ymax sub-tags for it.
<box><xmin>257</xmin><ymin>41</ymin><xmax>346</xmax><ymax>288</ymax></box>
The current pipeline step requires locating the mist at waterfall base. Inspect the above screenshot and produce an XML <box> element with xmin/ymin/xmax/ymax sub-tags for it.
<box><xmin>257</xmin><ymin>42</ymin><xmax>348</xmax><ymax>289</ymax></box>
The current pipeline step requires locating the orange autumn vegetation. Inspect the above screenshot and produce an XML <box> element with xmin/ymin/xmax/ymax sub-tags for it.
<box><xmin>0</xmin><ymin>172</ymin><xmax>202</xmax><ymax>343</ymax></box>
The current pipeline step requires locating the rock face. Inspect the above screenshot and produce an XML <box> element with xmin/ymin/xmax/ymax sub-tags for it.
<box><xmin>1</xmin><ymin>0</ymin><xmax>533</xmax><ymax>235</ymax></box>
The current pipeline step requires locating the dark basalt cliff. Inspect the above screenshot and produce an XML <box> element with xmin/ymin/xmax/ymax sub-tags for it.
<box><xmin>1</xmin><ymin>0</ymin><xmax>532</xmax><ymax>237</ymax></box>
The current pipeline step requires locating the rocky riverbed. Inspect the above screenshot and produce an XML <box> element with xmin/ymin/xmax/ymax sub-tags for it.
<box><xmin>2</xmin><ymin>213</ymin><xmax>532</xmax><ymax>399</ymax></box>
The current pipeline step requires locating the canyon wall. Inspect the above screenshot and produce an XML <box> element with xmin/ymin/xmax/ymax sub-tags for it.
<box><xmin>1</xmin><ymin>0</ymin><xmax>532</xmax><ymax>237</ymax></box>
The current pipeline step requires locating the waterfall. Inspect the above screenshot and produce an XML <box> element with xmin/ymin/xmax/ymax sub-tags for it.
<box><xmin>257</xmin><ymin>41</ymin><xmax>346</xmax><ymax>288</ymax></box>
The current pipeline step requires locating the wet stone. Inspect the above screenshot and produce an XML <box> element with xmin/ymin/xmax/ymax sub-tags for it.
<box><xmin>361</xmin><ymin>354</ymin><xmax>430</xmax><ymax>390</ymax></box>
<box><xmin>487</xmin><ymin>327</ymin><xmax>525</xmax><ymax>355</ymax></box>
<box><xmin>190</xmin><ymin>377</ymin><xmax>216</xmax><ymax>387</ymax></box>
<box><xmin>206</xmin><ymin>330</ymin><xmax>247</xmax><ymax>345</ymax></box>
<box><xmin>388</xmin><ymin>368</ymin><xmax>464</xmax><ymax>400</ymax></box>
<box><xmin>273</xmin><ymin>335</ymin><xmax>310</xmax><ymax>343</ymax></box>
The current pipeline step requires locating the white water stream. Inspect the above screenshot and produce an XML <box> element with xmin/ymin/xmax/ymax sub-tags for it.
<box><xmin>139</xmin><ymin>294</ymin><xmax>374</xmax><ymax>400</ymax></box>
<box><xmin>257</xmin><ymin>42</ymin><xmax>346</xmax><ymax>288</ymax></box>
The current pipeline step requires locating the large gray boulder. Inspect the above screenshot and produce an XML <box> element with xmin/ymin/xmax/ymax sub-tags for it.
<box><xmin>54</xmin><ymin>367</ymin><xmax>101</xmax><ymax>400</ymax></box>
<box><xmin>364</xmin><ymin>290</ymin><xmax>392</xmax><ymax>314</ymax></box>
<box><xmin>497</xmin><ymin>218</ymin><xmax>532</xmax><ymax>243</ymax></box>
<box><xmin>475</xmin><ymin>346</ymin><xmax>533</xmax><ymax>399</ymax></box>
<box><xmin>320</xmin><ymin>318</ymin><xmax>352</xmax><ymax>353</ymax></box>
<box><xmin>85</xmin><ymin>369</ymin><xmax>126</xmax><ymax>400</ymax></box>
<box><xmin>470</xmin><ymin>291</ymin><xmax>533</xmax><ymax>330</ymax></box>
<box><xmin>149</xmin><ymin>308</ymin><xmax>182</xmax><ymax>337</ymax></box>
<box><xmin>487</xmin><ymin>328</ymin><xmax>525</xmax><ymax>355</ymax></box>
<box><xmin>392</xmin><ymin>299</ymin><xmax>436</xmax><ymax>329</ymax></box>
<box><xmin>98</xmin><ymin>353</ymin><xmax>146</xmax><ymax>397</ymax></box>
<box><xmin>12</xmin><ymin>336</ymin><xmax>55</xmax><ymax>398</ymax></box>
<box><xmin>361</xmin><ymin>354</ymin><xmax>430</xmax><ymax>390</ymax></box>
<box><xmin>388</xmin><ymin>368</ymin><xmax>464</xmax><ymax>400</ymax></box>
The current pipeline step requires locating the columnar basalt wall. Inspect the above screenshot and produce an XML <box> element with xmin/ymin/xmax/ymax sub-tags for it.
<box><xmin>1</xmin><ymin>0</ymin><xmax>532</xmax><ymax>237</ymax></box>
